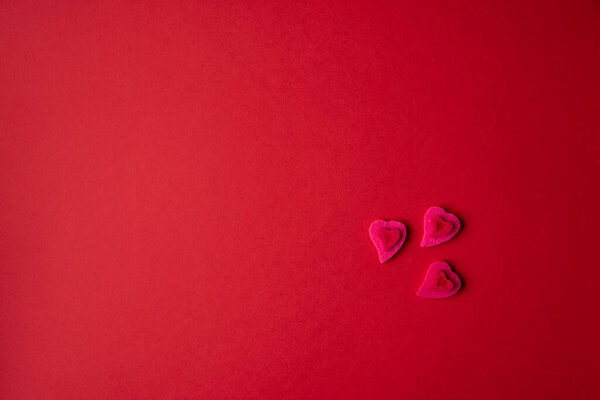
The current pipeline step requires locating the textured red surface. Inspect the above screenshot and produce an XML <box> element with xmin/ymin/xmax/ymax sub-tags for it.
<box><xmin>1</xmin><ymin>1</ymin><xmax>599</xmax><ymax>399</ymax></box>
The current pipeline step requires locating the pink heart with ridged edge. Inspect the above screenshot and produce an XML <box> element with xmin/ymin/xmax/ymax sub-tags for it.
<box><xmin>420</xmin><ymin>206</ymin><xmax>461</xmax><ymax>247</ymax></box>
<box><xmin>417</xmin><ymin>261</ymin><xmax>462</xmax><ymax>299</ymax></box>
<box><xmin>369</xmin><ymin>220</ymin><xmax>407</xmax><ymax>263</ymax></box>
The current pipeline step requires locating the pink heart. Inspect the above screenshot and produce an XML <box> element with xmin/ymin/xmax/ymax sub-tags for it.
<box><xmin>429</xmin><ymin>215</ymin><xmax>453</xmax><ymax>237</ymax></box>
<box><xmin>369</xmin><ymin>220</ymin><xmax>407</xmax><ymax>263</ymax></box>
<box><xmin>377</xmin><ymin>228</ymin><xmax>400</xmax><ymax>250</ymax></box>
<box><xmin>420</xmin><ymin>206</ymin><xmax>461</xmax><ymax>247</ymax></box>
<box><xmin>416</xmin><ymin>261</ymin><xmax>462</xmax><ymax>299</ymax></box>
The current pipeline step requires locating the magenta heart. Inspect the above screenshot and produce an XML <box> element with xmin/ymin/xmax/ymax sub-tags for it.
<box><xmin>369</xmin><ymin>220</ymin><xmax>407</xmax><ymax>263</ymax></box>
<box><xmin>420</xmin><ymin>206</ymin><xmax>461</xmax><ymax>247</ymax></box>
<box><xmin>377</xmin><ymin>228</ymin><xmax>400</xmax><ymax>250</ymax></box>
<box><xmin>429</xmin><ymin>215</ymin><xmax>453</xmax><ymax>237</ymax></box>
<box><xmin>416</xmin><ymin>261</ymin><xmax>462</xmax><ymax>299</ymax></box>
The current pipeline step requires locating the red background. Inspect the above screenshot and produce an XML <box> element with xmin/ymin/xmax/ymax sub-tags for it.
<box><xmin>1</xmin><ymin>1</ymin><xmax>599</xmax><ymax>399</ymax></box>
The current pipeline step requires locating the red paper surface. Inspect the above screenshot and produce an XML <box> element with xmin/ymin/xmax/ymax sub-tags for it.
<box><xmin>1</xmin><ymin>1</ymin><xmax>599</xmax><ymax>399</ymax></box>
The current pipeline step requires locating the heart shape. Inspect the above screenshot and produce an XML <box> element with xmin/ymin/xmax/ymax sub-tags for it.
<box><xmin>420</xmin><ymin>206</ymin><xmax>461</xmax><ymax>247</ymax></box>
<box><xmin>430</xmin><ymin>215</ymin><xmax>453</xmax><ymax>237</ymax></box>
<box><xmin>369</xmin><ymin>220</ymin><xmax>407</xmax><ymax>263</ymax></box>
<box><xmin>377</xmin><ymin>228</ymin><xmax>401</xmax><ymax>250</ymax></box>
<box><xmin>417</xmin><ymin>261</ymin><xmax>461</xmax><ymax>299</ymax></box>
<box><xmin>431</xmin><ymin>270</ymin><xmax>454</xmax><ymax>291</ymax></box>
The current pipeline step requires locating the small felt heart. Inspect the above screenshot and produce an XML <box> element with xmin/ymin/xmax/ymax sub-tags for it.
<box><xmin>369</xmin><ymin>220</ymin><xmax>407</xmax><ymax>263</ymax></box>
<box><xmin>432</xmin><ymin>270</ymin><xmax>454</xmax><ymax>291</ymax></box>
<box><xmin>430</xmin><ymin>215</ymin><xmax>453</xmax><ymax>237</ymax></box>
<box><xmin>377</xmin><ymin>228</ymin><xmax>401</xmax><ymax>250</ymax></box>
<box><xmin>417</xmin><ymin>261</ymin><xmax>461</xmax><ymax>299</ymax></box>
<box><xmin>421</xmin><ymin>206</ymin><xmax>461</xmax><ymax>247</ymax></box>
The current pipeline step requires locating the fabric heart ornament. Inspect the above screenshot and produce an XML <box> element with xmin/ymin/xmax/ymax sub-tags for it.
<box><xmin>369</xmin><ymin>220</ymin><xmax>407</xmax><ymax>263</ymax></box>
<box><xmin>416</xmin><ymin>261</ymin><xmax>462</xmax><ymax>299</ymax></box>
<box><xmin>420</xmin><ymin>206</ymin><xmax>461</xmax><ymax>247</ymax></box>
